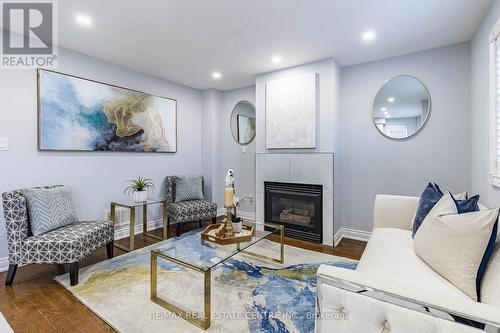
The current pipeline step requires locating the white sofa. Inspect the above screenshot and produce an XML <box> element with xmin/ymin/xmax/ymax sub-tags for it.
<box><xmin>316</xmin><ymin>195</ymin><xmax>500</xmax><ymax>333</ymax></box>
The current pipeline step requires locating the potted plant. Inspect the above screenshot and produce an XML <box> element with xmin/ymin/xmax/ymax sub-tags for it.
<box><xmin>232</xmin><ymin>194</ymin><xmax>253</xmax><ymax>232</ymax></box>
<box><xmin>124</xmin><ymin>177</ymin><xmax>155</xmax><ymax>202</ymax></box>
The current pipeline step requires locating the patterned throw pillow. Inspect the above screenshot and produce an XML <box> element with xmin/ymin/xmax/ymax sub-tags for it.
<box><xmin>174</xmin><ymin>175</ymin><xmax>204</xmax><ymax>203</ymax></box>
<box><xmin>22</xmin><ymin>186</ymin><xmax>79</xmax><ymax>236</ymax></box>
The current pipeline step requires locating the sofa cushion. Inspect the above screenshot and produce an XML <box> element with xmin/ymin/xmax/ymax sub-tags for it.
<box><xmin>414</xmin><ymin>208</ymin><xmax>499</xmax><ymax>301</ymax></box>
<box><xmin>22</xmin><ymin>186</ymin><xmax>78</xmax><ymax>236</ymax></box>
<box><xmin>168</xmin><ymin>200</ymin><xmax>216</xmax><ymax>224</ymax></box>
<box><xmin>22</xmin><ymin>220</ymin><xmax>113</xmax><ymax>264</ymax></box>
<box><xmin>174</xmin><ymin>175</ymin><xmax>204</xmax><ymax>202</ymax></box>
<box><xmin>357</xmin><ymin>228</ymin><xmax>474</xmax><ymax>302</ymax></box>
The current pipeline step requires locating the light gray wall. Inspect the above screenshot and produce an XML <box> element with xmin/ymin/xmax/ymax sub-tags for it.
<box><xmin>339</xmin><ymin>43</ymin><xmax>471</xmax><ymax>232</ymax></box>
<box><xmin>0</xmin><ymin>47</ymin><xmax>203</xmax><ymax>261</ymax></box>
<box><xmin>221</xmin><ymin>87</ymin><xmax>256</xmax><ymax>216</ymax></box>
<box><xmin>201</xmin><ymin>89</ymin><xmax>223</xmax><ymax>205</ymax></box>
<box><xmin>471</xmin><ymin>0</ymin><xmax>500</xmax><ymax>206</ymax></box>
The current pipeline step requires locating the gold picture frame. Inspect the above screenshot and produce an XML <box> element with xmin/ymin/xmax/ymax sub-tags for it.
<box><xmin>37</xmin><ymin>68</ymin><xmax>178</xmax><ymax>153</ymax></box>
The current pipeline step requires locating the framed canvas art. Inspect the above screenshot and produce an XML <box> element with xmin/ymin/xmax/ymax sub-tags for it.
<box><xmin>265</xmin><ymin>73</ymin><xmax>317</xmax><ymax>149</ymax></box>
<box><xmin>37</xmin><ymin>69</ymin><xmax>177</xmax><ymax>152</ymax></box>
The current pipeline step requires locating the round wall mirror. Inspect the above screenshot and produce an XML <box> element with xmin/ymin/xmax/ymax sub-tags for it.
<box><xmin>230</xmin><ymin>100</ymin><xmax>256</xmax><ymax>144</ymax></box>
<box><xmin>372</xmin><ymin>75</ymin><xmax>431</xmax><ymax>140</ymax></box>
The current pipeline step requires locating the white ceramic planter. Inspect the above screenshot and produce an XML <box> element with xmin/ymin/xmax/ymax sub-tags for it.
<box><xmin>133</xmin><ymin>190</ymin><xmax>147</xmax><ymax>202</ymax></box>
<box><xmin>232</xmin><ymin>221</ymin><xmax>243</xmax><ymax>233</ymax></box>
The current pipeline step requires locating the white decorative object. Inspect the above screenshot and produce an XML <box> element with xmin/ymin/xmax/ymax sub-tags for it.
<box><xmin>225</xmin><ymin>169</ymin><xmax>235</xmax><ymax>187</ymax></box>
<box><xmin>266</xmin><ymin>73</ymin><xmax>317</xmax><ymax>149</ymax></box>
<box><xmin>232</xmin><ymin>221</ymin><xmax>243</xmax><ymax>233</ymax></box>
<box><xmin>133</xmin><ymin>190</ymin><xmax>147</xmax><ymax>202</ymax></box>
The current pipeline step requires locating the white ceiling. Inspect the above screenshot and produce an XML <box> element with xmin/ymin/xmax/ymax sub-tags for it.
<box><xmin>57</xmin><ymin>0</ymin><xmax>492</xmax><ymax>91</ymax></box>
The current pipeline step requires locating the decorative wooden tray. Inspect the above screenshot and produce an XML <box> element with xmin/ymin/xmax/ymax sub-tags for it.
<box><xmin>201</xmin><ymin>223</ymin><xmax>255</xmax><ymax>245</ymax></box>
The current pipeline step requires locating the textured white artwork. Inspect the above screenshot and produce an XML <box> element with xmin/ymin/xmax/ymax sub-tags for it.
<box><xmin>265</xmin><ymin>73</ymin><xmax>317</xmax><ymax>148</ymax></box>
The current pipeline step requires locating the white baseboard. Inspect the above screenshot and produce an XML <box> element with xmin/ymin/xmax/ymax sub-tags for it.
<box><xmin>334</xmin><ymin>227</ymin><xmax>371</xmax><ymax>247</ymax></box>
<box><xmin>113</xmin><ymin>218</ymin><xmax>165</xmax><ymax>240</ymax></box>
<box><xmin>0</xmin><ymin>256</ymin><xmax>8</xmax><ymax>273</ymax></box>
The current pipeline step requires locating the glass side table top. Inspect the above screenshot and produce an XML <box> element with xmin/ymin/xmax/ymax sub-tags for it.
<box><xmin>153</xmin><ymin>222</ymin><xmax>281</xmax><ymax>272</ymax></box>
<box><xmin>111</xmin><ymin>198</ymin><xmax>167</xmax><ymax>208</ymax></box>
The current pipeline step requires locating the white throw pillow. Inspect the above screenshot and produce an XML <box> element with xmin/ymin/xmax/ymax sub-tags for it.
<box><xmin>414</xmin><ymin>206</ymin><xmax>499</xmax><ymax>301</ymax></box>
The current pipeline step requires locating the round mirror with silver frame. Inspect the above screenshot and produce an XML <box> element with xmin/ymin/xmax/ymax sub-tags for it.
<box><xmin>372</xmin><ymin>75</ymin><xmax>431</xmax><ymax>140</ymax></box>
<box><xmin>230</xmin><ymin>100</ymin><xmax>256</xmax><ymax>145</ymax></box>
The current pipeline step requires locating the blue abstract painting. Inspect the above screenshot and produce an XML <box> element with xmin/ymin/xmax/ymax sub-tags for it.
<box><xmin>38</xmin><ymin>69</ymin><xmax>177</xmax><ymax>152</ymax></box>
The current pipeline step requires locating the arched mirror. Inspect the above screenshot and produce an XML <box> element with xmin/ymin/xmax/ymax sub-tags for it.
<box><xmin>372</xmin><ymin>75</ymin><xmax>431</xmax><ymax>140</ymax></box>
<box><xmin>230</xmin><ymin>100</ymin><xmax>256</xmax><ymax>144</ymax></box>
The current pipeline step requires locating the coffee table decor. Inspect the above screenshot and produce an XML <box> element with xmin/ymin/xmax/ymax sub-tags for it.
<box><xmin>201</xmin><ymin>223</ymin><xmax>255</xmax><ymax>245</ymax></box>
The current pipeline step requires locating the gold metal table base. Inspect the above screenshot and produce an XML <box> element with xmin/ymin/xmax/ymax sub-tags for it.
<box><xmin>151</xmin><ymin>250</ymin><xmax>211</xmax><ymax>330</ymax></box>
<box><xmin>237</xmin><ymin>223</ymin><xmax>284</xmax><ymax>264</ymax></box>
<box><xmin>111</xmin><ymin>201</ymin><xmax>168</xmax><ymax>252</ymax></box>
<box><xmin>150</xmin><ymin>223</ymin><xmax>285</xmax><ymax>330</ymax></box>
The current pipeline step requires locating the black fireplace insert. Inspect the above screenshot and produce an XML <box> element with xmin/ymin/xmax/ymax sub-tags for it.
<box><xmin>264</xmin><ymin>181</ymin><xmax>323</xmax><ymax>243</ymax></box>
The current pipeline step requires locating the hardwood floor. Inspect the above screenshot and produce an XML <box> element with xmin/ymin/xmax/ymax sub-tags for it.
<box><xmin>0</xmin><ymin>220</ymin><xmax>366</xmax><ymax>333</ymax></box>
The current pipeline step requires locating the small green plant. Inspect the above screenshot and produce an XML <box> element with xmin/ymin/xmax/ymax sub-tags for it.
<box><xmin>124</xmin><ymin>177</ymin><xmax>155</xmax><ymax>195</ymax></box>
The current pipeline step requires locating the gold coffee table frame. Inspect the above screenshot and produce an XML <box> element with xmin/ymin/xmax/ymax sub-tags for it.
<box><xmin>150</xmin><ymin>223</ymin><xmax>284</xmax><ymax>330</ymax></box>
<box><xmin>111</xmin><ymin>199</ymin><xmax>168</xmax><ymax>252</ymax></box>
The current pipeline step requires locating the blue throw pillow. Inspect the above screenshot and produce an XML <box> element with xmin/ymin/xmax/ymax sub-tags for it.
<box><xmin>452</xmin><ymin>194</ymin><xmax>480</xmax><ymax>214</ymax></box>
<box><xmin>412</xmin><ymin>183</ymin><xmax>443</xmax><ymax>238</ymax></box>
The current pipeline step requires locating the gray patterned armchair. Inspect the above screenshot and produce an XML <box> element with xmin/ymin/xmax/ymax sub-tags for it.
<box><xmin>165</xmin><ymin>176</ymin><xmax>217</xmax><ymax>236</ymax></box>
<box><xmin>2</xmin><ymin>185</ymin><xmax>114</xmax><ymax>286</ymax></box>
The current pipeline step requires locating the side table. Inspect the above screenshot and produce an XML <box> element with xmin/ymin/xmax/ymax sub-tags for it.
<box><xmin>110</xmin><ymin>198</ymin><xmax>168</xmax><ymax>252</ymax></box>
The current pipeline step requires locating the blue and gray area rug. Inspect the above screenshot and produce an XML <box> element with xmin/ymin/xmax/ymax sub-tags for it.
<box><xmin>56</xmin><ymin>231</ymin><xmax>356</xmax><ymax>333</ymax></box>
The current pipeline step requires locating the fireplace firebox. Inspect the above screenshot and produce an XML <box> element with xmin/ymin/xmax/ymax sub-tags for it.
<box><xmin>264</xmin><ymin>181</ymin><xmax>323</xmax><ymax>243</ymax></box>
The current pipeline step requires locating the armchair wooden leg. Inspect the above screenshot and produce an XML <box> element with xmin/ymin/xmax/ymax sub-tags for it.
<box><xmin>5</xmin><ymin>264</ymin><xmax>17</xmax><ymax>286</ymax></box>
<box><xmin>176</xmin><ymin>222</ymin><xmax>181</xmax><ymax>237</ymax></box>
<box><xmin>106</xmin><ymin>242</ymin><xmax>114</xmax><ymax>259</ymax></box>
<box><xmin>198</xmin><ymin>220</ymin><xmax>202</xmax><ymax>228</ymax></box>
<box><xmin>69</xmin><ymin>262</ymin><xmax>79</xmax><ymax>286</ymax></box>
<box><xmin>212</xmin><ymin>217</ymin><xmax>217</xmax><ymax>224</ymax></box>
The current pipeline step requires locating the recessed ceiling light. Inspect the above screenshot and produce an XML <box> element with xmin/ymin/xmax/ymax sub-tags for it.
<box><xmin>75</xmin><ymin>14</ymin><xmax>92</xmax><ymax>26</ymax></box>
<box><xmin>383</xmin><ymin>111</ymin><xmax>389</xmax><ymax>115</ymax></box>
<box><xmin>212</xmin><ymin>71</ymin><xmax>221</xmax><ymax>79</ymax></box>
<box><xmin>362</xmin><ymin>30</ymin><xmax>376</xmax><ymax>42</ymax></box>
<box><xmin>387</xmin><ymin>97</ymin><xmax>395</xmax><ymax>102</ymax></box>
<box><xmin>381</xmin><ymin>107</ymin><xmax>387</xmax><ymax>111</ymax></box>
<box><xmin>272</xmin><ymin>55</ymin><xmax>282</xmax><ymax>64</ymax></box>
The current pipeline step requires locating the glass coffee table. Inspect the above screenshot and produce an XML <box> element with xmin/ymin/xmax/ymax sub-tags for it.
<box><xmin>150</xmin><ymin>221</ymin><xmax>284</xmax><ymax>330</ymax></box>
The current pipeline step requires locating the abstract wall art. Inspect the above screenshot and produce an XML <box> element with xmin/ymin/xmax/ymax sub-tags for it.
<box><xmin>37</xmin><ymin>69</ymin><xmax>177</xmax><ymax>152</ymax></box>
<box><xmin>265</xmin><ymin>73</ymin><xmax>317</xmax><ymax>149</ymax></box>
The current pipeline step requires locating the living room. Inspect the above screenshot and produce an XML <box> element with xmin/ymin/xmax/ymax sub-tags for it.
<box><xmin>1</xmin><ymin>0</ymin><xmax>500</xmax><ymax>332</ymax></box>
